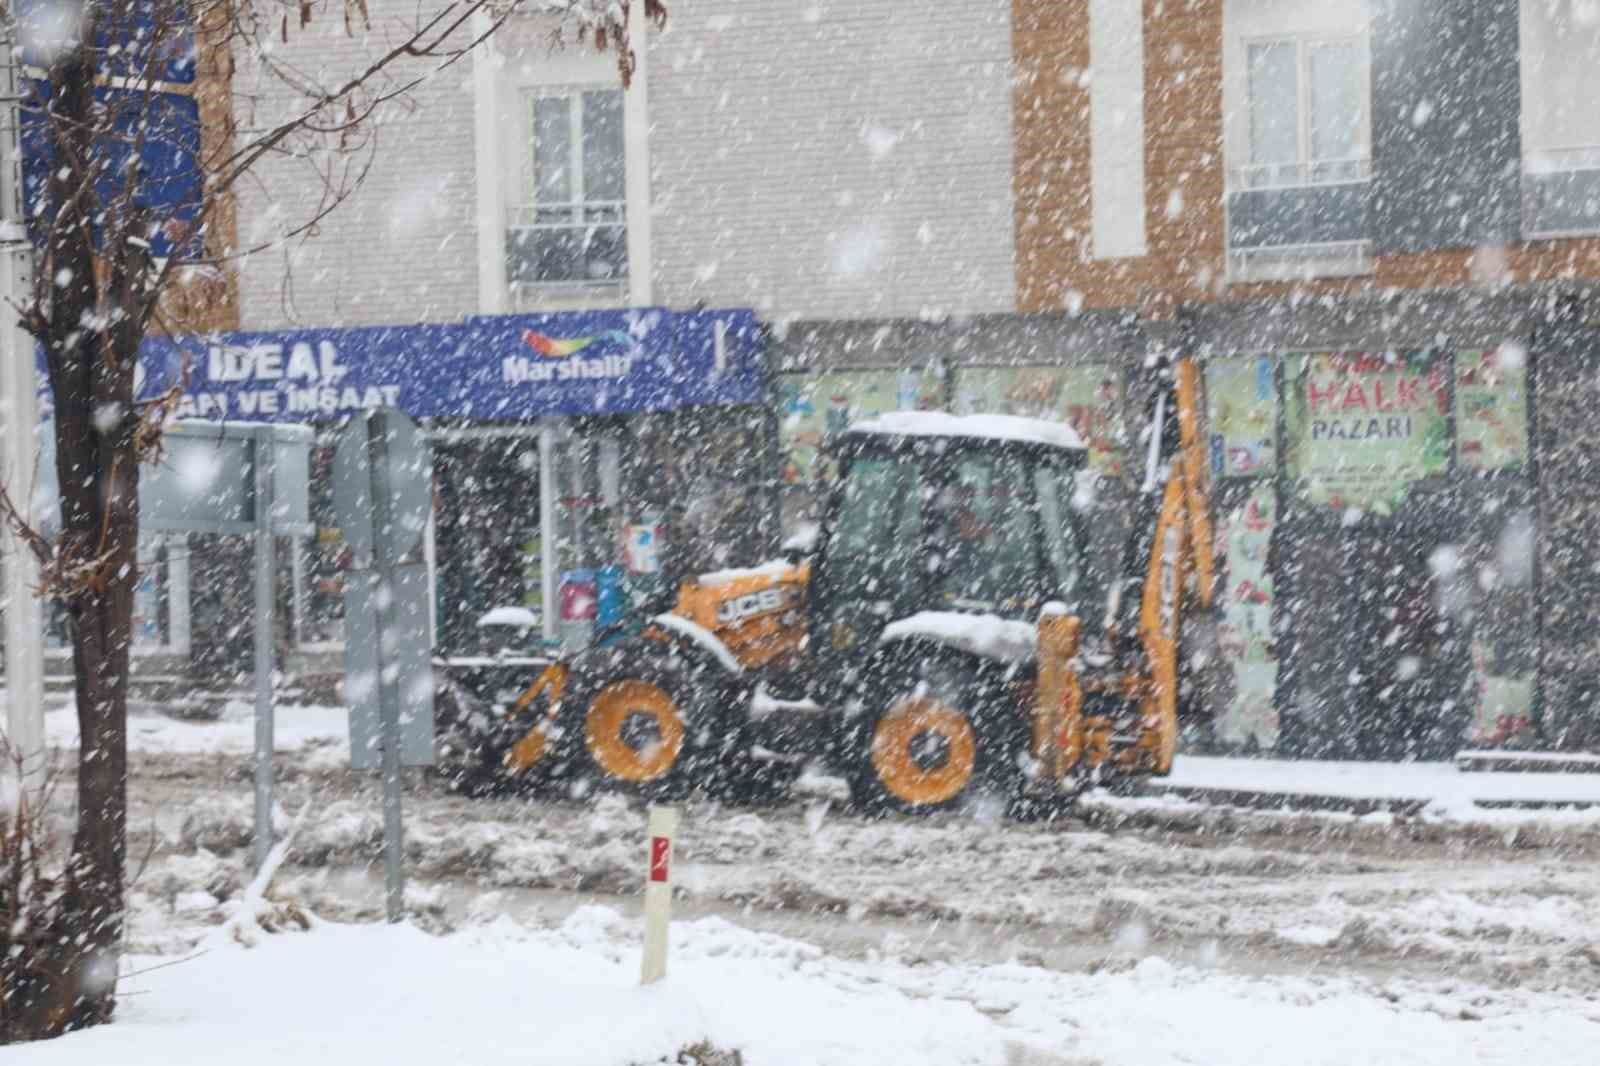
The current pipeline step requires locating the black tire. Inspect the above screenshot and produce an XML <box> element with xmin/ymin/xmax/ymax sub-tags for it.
<box><xmin>557</xmin><ymin>638</ymin><xmax>742</xmax><ymax>802</ymax></box>
<box><xmin>714</xmin><ymin>752</ymin><xmax>804</xmax><ymax>807</ymax></box>
<box><xmin>845</xmin><ymin>647</ymin><xmax>1024</xmax><ymax>818</ymax></box>
<box><xmin>434</xmin><ymin>678</ymin><xmax>517</xmax><ymax>797</ymax></box>
<box><xmin>1179</xmin><ymin>609</ymin><xmax>1235</xmax><ymax>748</ymax></box>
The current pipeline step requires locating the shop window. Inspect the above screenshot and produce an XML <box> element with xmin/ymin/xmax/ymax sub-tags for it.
<box><xmin>1455</xmin><ymin>348</ymin><xmax>1529</xmax><ymax>473</ymax></box>
<box><xmin>955</xmin><ymin>364</ymin><xmax>1127</xmax><ymax>479</ymax></box>
<box><xmin>1204</xmin><ymin>356</ymin><xmax>1277</xmax><ymax>478</ymax></box>
<box><xmin>1521</xmin><ymin>0</ymin><xmax>1600</xmax><ymax>235</ymax></box>
<box><xmin>507</xmin><ymin>89</ymin><xmax>627</xmax><ymax>296</ymax></box>
<box><xmin>776</xmin><ymin>368</ymin><xmax>943</xmax><ymax>541</ymax></box>
<box><xmin>296</xmin><ymin>443</ymin><xmax>347</xmax><ymax>649</ymax></box>
<box><xmin>432</xmin><ymin>436</ymin><xmax>543</xmax><ymax>655</ymax></box>
<box><xmin>45</xmin><ymin>535</ymin><xmax>187</xmax><ymax>655</ymax></box>
<box><xmin>1241</xmin><ymin>37</ymin><xmax>1369</xmax><ymax>189</ymax></box>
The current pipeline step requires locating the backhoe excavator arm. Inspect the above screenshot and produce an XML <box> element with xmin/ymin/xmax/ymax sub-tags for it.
<box><xmin>1134</xmin><ymin>356</ymin><xmax>1219</xmax><ymax>773</ymax></box>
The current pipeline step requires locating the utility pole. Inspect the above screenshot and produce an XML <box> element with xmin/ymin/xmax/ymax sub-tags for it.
<box><xmin>1</xmin><ymin>47</ymin><xmax>44</xmax><ymax>797</ymax></box>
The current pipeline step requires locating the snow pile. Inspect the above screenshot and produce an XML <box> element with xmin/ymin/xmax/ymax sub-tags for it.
<box><xmin>696</xmin><ymin>559</ymin><xmax>797</xmax><ymax>587</ymax></box>
<box><xmin>26</xmin><ymin>903</ymin><xmax>1600</xmax><ymax>1066</ymax></box>
<box><xmin>881</xmin><ymin>611</ymin><xmax>1038</xmax><ymax>662</ymax></box>
<box><xmin>46</xmin><ymin>702</ymin><xmax>350</xmax><ymax>760</ymax></box>
<box><xmin>476</xmin><ymin>605</ymin><xmax>540</xmax><ymax>628</ymax></box>
<box><xmin>849</xmin><ymin>410</ymin><xmax>1086</xmax><ymax>451</ymax></box>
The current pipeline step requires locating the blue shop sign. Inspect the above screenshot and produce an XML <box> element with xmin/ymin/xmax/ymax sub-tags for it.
<box><xmin>133</xmin><ymin>309</ymin><xmax>765</xmax><ymax>422</ymax></box>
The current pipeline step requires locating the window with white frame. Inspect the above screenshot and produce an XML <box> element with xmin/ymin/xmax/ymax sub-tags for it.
<box><xmin>1242</xmin><ymin>37</ymin><xmax>1368</xmax><ymax>189</ymax></box>
<box><xmin>507</xmin><ymin>88</ymin><xmax>627</xmax><ymax>292</ymax></box>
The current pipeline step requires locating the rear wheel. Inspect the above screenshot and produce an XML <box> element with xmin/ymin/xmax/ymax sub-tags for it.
<box><xmin>848</xmin><ymin>651</ymin><xmax>1021</xmax><ymax>817</ymax></box>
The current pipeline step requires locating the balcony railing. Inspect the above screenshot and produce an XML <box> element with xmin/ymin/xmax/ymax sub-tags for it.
<box><xmin>1523</xmin><ymin>145</ymin><xmax>1600</xmax><ymax>238</ymax></box>
<box><xmin>506</xmin><ymin>200</ymin><xmax>628</xmax><ymax>295</ymax></box>
<box><xmin>1231</xmin><ymin>157</ymin><xmax>1372</xmax><ymax>192</ymax></box>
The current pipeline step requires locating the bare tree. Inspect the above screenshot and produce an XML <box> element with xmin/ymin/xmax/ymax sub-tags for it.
<box><xmin>0</xmin><ymin>0</ymin><xmax>664</xmax><ymax>1040</ymax></box>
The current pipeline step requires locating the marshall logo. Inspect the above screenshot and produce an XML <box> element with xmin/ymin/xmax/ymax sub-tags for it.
<box><xmin>502</xmin><ymin>328</ymin><xmax>635</xmax><ymax>384</ymax></box>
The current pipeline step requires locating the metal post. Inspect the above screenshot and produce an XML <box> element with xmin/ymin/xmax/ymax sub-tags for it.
<box><xmin>2</xmin><ymin>244</ymin><xmax>44</xmax><ymax>797</ymax></box>
<box><xmin>538</xmin><ymin>422</ymin><xmax>557</xmax><ymax>644</ymax></box>
<box><xmin>252</xmin><ymin>429</ymin><xmax>276</xmax><ymax>874</ymax></box>
<box><xmin>366</xmin><ymin>410</ymin><xmax>405</xmax><ymax>922</ymax></box>
<box><xmin>640</xmin><ymin>804</ymin><xmax>678</xmax><ymax>985</ymax></box>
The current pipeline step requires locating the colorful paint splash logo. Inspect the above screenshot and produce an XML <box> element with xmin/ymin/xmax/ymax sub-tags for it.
<box><xmin>521</xmin><ymin>328</ymin><xmax>633</xmax><ymax>358</ymax></box>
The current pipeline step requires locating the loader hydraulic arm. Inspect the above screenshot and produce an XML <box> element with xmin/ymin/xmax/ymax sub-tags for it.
<box><xmin>1133</xmin><ymin>356</ymin><xmax>1218</xmax><ymax>771</ymax></box>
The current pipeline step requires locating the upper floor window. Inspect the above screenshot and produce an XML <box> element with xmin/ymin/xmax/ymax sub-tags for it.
<box><xmin>507</xmin><ymin>88</ymin><xmax>627</xmax><ymax>296</ymax></box>
<box><xmin>1242</xmin><ymin>37</ymin><xmax>1369</xmax><ymax>189</ymax></box>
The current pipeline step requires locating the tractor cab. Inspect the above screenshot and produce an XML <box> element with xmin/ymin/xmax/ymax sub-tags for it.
<box><xmin>807</xmin><ymin>412</ymin><xmax>1098</xmax><ymax>705</ymax></box>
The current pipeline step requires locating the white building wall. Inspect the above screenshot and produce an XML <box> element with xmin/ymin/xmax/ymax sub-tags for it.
<box><xmin>233</xmin><ymin>9</ymin><xmax>480</xmax><ymax>330</ymax></box>
<box><xmin>1089</xmin><ymin>0</ymin><xmax>1148</xmax><ymax>259</ymax></box>
<box><xmin>646</xmin><ymin>0</ymin><xmax>1018</xmax><ymax>321</ymax></box>
<box><xmin>236</xmin><ymin>1</ymin><xmax>1021</xmax><ymax>329</ymax></box>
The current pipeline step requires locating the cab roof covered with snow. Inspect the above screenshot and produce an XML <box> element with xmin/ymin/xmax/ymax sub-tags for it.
<box><xmin>843</xmin><ymin>411</ymin><xmax>1087</xmax><ymax>452</ymax></box>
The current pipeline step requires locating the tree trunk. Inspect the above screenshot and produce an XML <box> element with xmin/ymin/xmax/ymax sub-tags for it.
<box><xmin>27</xmin><ymin>47</ymin><xmax>144</xmax><ymax>1032</ymax></box>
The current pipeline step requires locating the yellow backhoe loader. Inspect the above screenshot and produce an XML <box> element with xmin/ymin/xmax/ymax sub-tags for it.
<box><xmin>441</xmin><ymin>355</ymin><xmax>1226</xmax><ymax>815</ymax></box>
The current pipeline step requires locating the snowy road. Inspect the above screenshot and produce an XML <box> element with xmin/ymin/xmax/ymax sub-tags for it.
<box><xmin>28</xmin><ymin>703</ymin><xmax>1600</xmax><ymax>1063</ymax></box>
<box><xmin>71</xmin><ymin>703</ymin><xmax>1598</xmax><ymax>991</ymax></box>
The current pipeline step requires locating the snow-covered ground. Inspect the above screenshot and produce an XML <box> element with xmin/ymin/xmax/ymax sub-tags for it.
<box><xmin>24</xmin><ymin>702</ymin><xmax>1600</xmax><ymax>1063</ymax></box>
<box><xmin>1160</xmin><ymin>755</ymin><xmax>1600</xmax><ymax>811</ymax></box>
<box><xmin>45</xmin><ymin>699</ymin><xmax>350</xmax><ymax>763</ymax></box>
<box><xmin>30</xmin><ymin>902</ymin><xmax>1600</xmax><ymax>1066</ymax></box>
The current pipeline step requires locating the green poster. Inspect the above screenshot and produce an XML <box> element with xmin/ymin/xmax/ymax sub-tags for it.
<box><xmin>955</xmin><ymin>365</ymin><xmax>1069</xmax><ymax>421</ymax></box>
<box><xmin>959</xmin><ymin>364</ymin><xmax>1126</xmax><ymax>476</ymax></box>
<box><xmin>1204</xmin><ymin>356</ymin><xmax>1276</xmax><ymax>478</ymax></box>
<box><xmin>1058</xmin><ymin>365</ymin><xmax>1127</xmax><ymax>478</ymax></box>
<box><xmin>1455</xmin><ymin>349</ymin><xmax>1529</xmax><ymax>472</ymax></box>
<box><xmin>777</xmin><ymin>369</ymin><xmax>942</xmax><ymax>484</ymax></box>
<box><xmin>1284</xmin><ymin>352</ymin><xmax>1450</xmax><ymax>514</ymax></box>
<box><xmin>1469</xmin><ymin>668</ymin><xmax>1535</xmax><ymax>747</ymax></box>
<box><xmin>1215</xmin><ymin>482</ymin><xmax>1279</xmax><ymax>748</ymax></box>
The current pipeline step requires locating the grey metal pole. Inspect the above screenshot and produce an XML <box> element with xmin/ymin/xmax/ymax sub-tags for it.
<box><xmin>365</xmin><ymin>410</ymin><xmax>405</xmax><ymax>922</ymax></box>
<box><xmin>252</xmin><ymin>430</ymin><xmax>276</xmax><ymax>874</ymax></box>
<box><xmin>3</xmin><ymin>242</ymin><xmax>45</xmax><ymax>802</ymax></box>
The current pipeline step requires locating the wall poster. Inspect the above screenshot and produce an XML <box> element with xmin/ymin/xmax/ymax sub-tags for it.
<box><xmin>1455</xmin><ymin>348</ymin><xmax>1530</xmax><ymax>472</ymax></box>
<box><xmin>1214</xmin><ymin>482</ymin><xmax>1279</xmax><ymax>748</ymax></box>
<box><xmin>777</xmin><ymin>368</ymin><xmax>943</xmax><ymax>484</ymax></box>
<box><xmin>1284</xmin><ymin>352</ymin><xmax>1451</xmax><ymax>514</ymax></box>
<box><xmin>957</xmin><ymin>363</ymin><xmax>1127</xmax><ymax>476</ymax></box>
<box><xmin>1204</xmin><ymin>355</ymin><xmax>1276</xmax><ymax>478</ymax></box>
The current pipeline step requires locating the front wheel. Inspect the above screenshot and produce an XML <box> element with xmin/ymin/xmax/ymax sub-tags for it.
<box><xmin>847</xmin><ymin>651</ymin><xmax>1021</xmax><ymax>817</ymax></box>
<box><xmin>559</xmin><ymin>639</ymin><xmax>743</xmax><ymax>801</ymax></box>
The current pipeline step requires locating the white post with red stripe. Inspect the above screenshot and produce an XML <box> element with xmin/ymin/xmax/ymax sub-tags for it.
<box><xmin>641</xmin><ymin>805</ymin><xmax>679</xmax><ymax>985</ymax></box>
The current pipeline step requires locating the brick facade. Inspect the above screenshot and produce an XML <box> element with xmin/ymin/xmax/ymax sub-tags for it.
<box><xmin>1012</xmin><ymin>0</ymin><xmax>1600</xmax><ymax>315</ymax></box>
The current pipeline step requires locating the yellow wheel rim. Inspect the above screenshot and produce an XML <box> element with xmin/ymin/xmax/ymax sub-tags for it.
<box><xmin>504</xmin><ymin>726</ymin><xmax>547</xmax><ymax>774</ymax></box>
<box><xmin>870</xmin><ymin>696</ymin><xmax>977</xmax><ymax>807</ymax></box>
<box><xmin>584</xmin><ymin>680</ymin><xmax>685</xmax><ymax>783</ymax></box>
